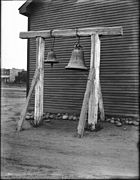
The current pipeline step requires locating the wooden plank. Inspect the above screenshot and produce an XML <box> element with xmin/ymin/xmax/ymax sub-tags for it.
<box><xmin>17</xmin><ymin>68</ymin><xmax>40</xmax><ymax>131</ymax></box>
<box><xmin>77</xmin><ymin>69</ymin><xmax>95</xmax><ymax>137</ymax></box>
<box><xmin>88</xmin><ymin>34</ymin><xmax>101</xmax><ymax>128</ymax></box>
<box><xmin>88</xmin><ymin>34</ymin><xmax>95</xmax><ymax>128</ymax></box>
<box><xmin>34</xmin><ymin>37</ymin><xmax>45</xmax><ymax>125</ymax></box>
<box><xmin>98</xmin><ymin>81</ymin><xmax>105</xmax><ymax>121</ymax></box>
<box><xmin>20</xmin><ymin>26</ymin><xmax>123</xmax><ymax>39</ymax></box>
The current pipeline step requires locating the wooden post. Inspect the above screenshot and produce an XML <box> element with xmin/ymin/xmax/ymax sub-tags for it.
<box><xmin>77</xmin><ymin>69</ymin><xmax>95</xmax><ymax>137</ymax></box>
<box><xmin>88</xmin><ymin>34</ymin><xmax>101</xmax><ymax>128</ymax></box>
<box><xmin>88</xmin><ymin>34</ymin><xmax>95</xmax><ymax>127</ymax></box>
<box><xmin>17</xmin><ymin>68</ymin><xmax>40</xmax><ymax>131</ymax></box>
<box><xmin>98</xmin><ymin>81</ymin><xmax>105</xmax><ymax>121</ymax></box>
<box><xmin>20</xmin><ymin>26</ymin><xmax>123</xmax><ymax>39</ymax></box>
<box><xmin>34</xmin><ymin>37</ymin><xmax>45</xmax><ymax>125</ymax></box>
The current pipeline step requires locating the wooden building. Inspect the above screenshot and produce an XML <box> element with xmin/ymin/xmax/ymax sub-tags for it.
<box><xmin>19</xmin><ymin>0</ymin><xmax>139</xmax><ymax>118</ymax></box>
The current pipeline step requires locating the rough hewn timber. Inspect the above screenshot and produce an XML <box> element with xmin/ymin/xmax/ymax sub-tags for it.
<box><xmin>20</xmin><ymin>26</ymin><xmax>123</xmax><ymax>39</ymax></box>
<box><xmin>34</xmin><ymin>37</ymin><xmax>45</xmax><ymax>125</ymax></box>
<box><xmin>17</xmin><ymin>68</ymin><xmax>40</xmax><ymax>131</ymax></box>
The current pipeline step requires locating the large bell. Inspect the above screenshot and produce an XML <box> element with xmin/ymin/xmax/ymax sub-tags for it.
<box><xmin>44</xmin><ymin>49</ymin><xmax>59</xmax><ymax>67</ymax></box>
<box><xmin>65</xmin><ymin>43</ymin><xmax>88</xmax><ymax>70</ymax></box>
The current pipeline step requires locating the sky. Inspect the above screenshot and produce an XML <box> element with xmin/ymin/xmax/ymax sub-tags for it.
<box><xmin>1</xmin><ymin>0</ymin><xmax>27</xmax><ymax>70</ymax></box>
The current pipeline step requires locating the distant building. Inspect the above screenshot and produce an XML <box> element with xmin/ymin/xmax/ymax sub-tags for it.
<box><xmin>15</xmin><ymin>70</ymin><xmax>27</xmax><ymax>83</ymax></box>
<box><xmin>10</xmin><ymin>68</ymin><xmax>24</xmax><ymax>82</ymax></box>
<box><xmin>1</xmin><ymin>68</ymin><xmax>10</xmax><ymax>83</ymax></box>
<box><xmin>1</xmin><ymin>68</ymin><xmax>25</xmax><ymax>83</ymax></box>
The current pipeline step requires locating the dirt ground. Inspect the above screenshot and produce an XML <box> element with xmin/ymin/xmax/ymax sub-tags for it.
<box><xmin>1</xmin><ymin>86</ymin><xmax>139</xmax><ymax>179</ymax></box>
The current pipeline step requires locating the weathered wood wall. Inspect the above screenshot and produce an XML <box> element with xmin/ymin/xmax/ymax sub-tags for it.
<box><xmin>26</xmin><ymin>0</ymin><xmax>139</xmax><ymax>117</ymax></box>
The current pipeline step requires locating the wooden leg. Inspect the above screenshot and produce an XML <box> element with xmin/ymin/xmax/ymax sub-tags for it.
<box><xmin>88</xmin><ymin>76</ymin><xmax>96</xmax><ymax>129</ymax></box>
<box><xmin>88</xmin><ymin>34</ymin><xmax>101</xmax><ymax>129</ymax></box>
<box><xmin>34</xmin><ymin>37</ymin><xmax>45</xmax><ymax>125</ymax></box>
<box><xmin>77</xmin><ymin>69</ymin><xmax>94</xmax><ymax>137</ymax></box>
<box><xmin>88</xmin><ymin>69</ymin><xmax>100</xmax><ymax>127</ymax></box>
<box><xmin>17</xmin><ymin>69</ymin><xmax>39</xmax><ymax>131</ymax></box>
<box><xmin>98</xmin><ymin>81</ymin><xmax>105</xmax><ymax>121</ymax></box>
<box><xmin>88</xmin><ymin>34</ymin><xmax>95</xmax><ymax>128</ymax></box>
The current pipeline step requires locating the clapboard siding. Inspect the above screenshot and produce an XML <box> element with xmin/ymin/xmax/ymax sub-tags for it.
<box><xmin>28</xmin><ymin>0</ymin><xmax>139</xmax><ymax>117</ymax></box>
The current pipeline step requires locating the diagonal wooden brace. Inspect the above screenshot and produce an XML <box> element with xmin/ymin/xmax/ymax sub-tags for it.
<box><xmin>77</xmin><ymin>69</ymin><xmax>95</xmax><ymax>137</ymax></box>
<box><xmin>77</xmin><ymin>33</ymin><xmax>105</xmax><ymax>137</ymax></box>
<box><xmin>17</xmin><ymin>68</ymin><xmax>40</xmax><ymax>131</ymax></box>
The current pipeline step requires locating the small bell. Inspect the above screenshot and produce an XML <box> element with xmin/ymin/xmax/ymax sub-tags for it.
<box><xmin>44</xmin><ymin>33</ymin><xmax>59</xmax><ymax>67</ymax></box>
<box><xmin>44</xmin><ymin>49</ymin><xmax>58</xmax><ymax>67</ymax></box>
<box><xmin>65</xmin><ymin>43</ymin><xmax>88</xmax><ymax>70</ymax></box>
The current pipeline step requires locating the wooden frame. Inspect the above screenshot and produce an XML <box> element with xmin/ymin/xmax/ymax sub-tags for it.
<box><xmin>88</xmin><ymin>34</ymin><xmax>100</xmax><ymax>127</ymax></box>
<box><xmin>17</xmin><ymin>27</ymin><xmax>123</xmax><ymax>136</ymax></box>
<box><xmin>20</xmin><ymin>27</ymin><xmax>123</xmax><ymax>39</ymax></box>
<box><xmin>34</xmin><ymin>37</ymin><xmax>45</xmax><ymax>125</ymax></box>
<box><xmin>17</xmin><ymin>68</ymin><xmax>40</xmax><ymax>131</ymax></box>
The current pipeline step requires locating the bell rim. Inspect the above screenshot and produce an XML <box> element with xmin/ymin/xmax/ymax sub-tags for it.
<box><xmin>44</xmin><ymin>60</ymin><xmax>59</xmax><ymax>63</ymax></box>
<box><xmin>65</xmin><ymin>65</ymin><xmax>88</xmax><ymax>71</ymax></box>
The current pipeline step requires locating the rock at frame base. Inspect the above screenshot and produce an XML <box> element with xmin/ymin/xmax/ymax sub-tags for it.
<box><xmin>68</xmin><ymin>115</ymin><xmax>73</xmax><ymax>121</ymax></box>
<box><xmin>25</xmin><ymin>115</ymin><xmax>31</xmax><ymax>120</ymax></box>
<box><xmin>115</xmin><ymin>121</ymin><xmax>122</xmax><ymax>127</ymax></box>
<box><xmin>62</xmin><ymin>114</ymin><xmax>68</xmax><ymax>120</ymax></box>
<box><xmin>73</xmin><ymin>116</ymin><xmax>77</xmax><ymax>121</ymax></box>
<box><xmin>132</xmin><ymin>121</ymin><xmax>139</xmax><ymax>126</ymax></box>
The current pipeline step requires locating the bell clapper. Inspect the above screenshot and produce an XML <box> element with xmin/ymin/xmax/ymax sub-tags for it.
<box><xmin>51</xmin><ymin>63</ymin><xmax>53</xmax><ymax>68</ymax></box>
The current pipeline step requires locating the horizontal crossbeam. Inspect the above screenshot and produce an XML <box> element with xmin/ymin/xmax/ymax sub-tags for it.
<box><xmin>20</xmin><ymin>26</ymin><xmax>123</xmax><ymax>39</ymax></box>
